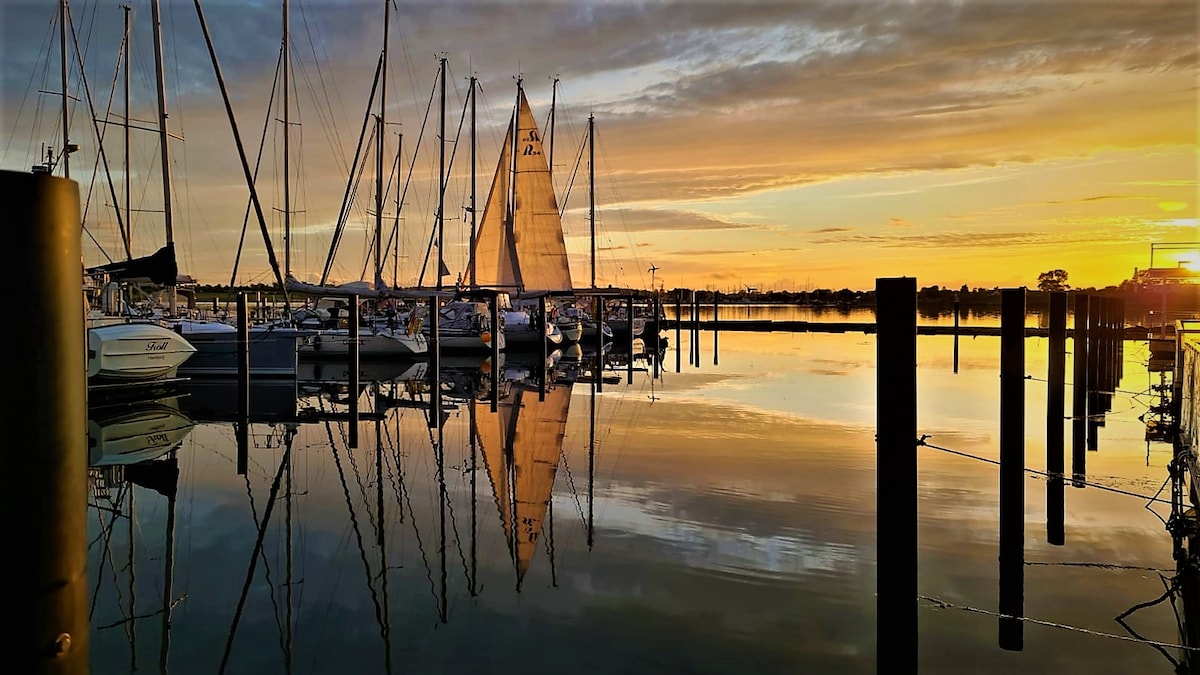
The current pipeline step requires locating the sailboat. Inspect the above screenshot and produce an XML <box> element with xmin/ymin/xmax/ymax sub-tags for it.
<box><xmin>472</xmin><ymin>368</ymin><xmax>572</xmax><ymax>588</ymax></box>
<box><xmin>40</xmin><ymin>0</ymin><xmax>199</xmax><ymax>382</ymax></box>
<box><xmin>468</xmin><ymin>81</ymin><xmax>578</xmax><ymax>350</ymax></box>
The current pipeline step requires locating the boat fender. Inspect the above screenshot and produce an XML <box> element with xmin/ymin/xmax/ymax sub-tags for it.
<box><xmin>313</xmin><ymin>335</ymin><xmax>321</xmax><ymax>352</ymax></box>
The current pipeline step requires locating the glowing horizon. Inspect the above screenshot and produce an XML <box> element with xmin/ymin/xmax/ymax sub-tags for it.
<box><xmin>1</xmin><ymin>1</ymin><xmax>1195</xmax><ymax>291</ymax></box>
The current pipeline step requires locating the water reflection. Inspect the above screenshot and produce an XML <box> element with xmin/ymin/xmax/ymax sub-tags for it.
<box><xmin>80</xmin><ymin>328</ymin><xmax>1183</xmax><ymax>674</ymax></box>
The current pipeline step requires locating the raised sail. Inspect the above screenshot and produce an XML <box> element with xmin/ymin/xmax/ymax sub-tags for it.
<box><xmin>512</xmin><ymin>89</ymin><xmax>572</xmax><ymax>293</ymax></box>
<box><xmin>469</xmin><ymin>88</ymin><xmax>573</xmax><ymax>295</ymax></box>
<box><xmin>470</xmin><ymin>124</ymin><xmax>517</xmax><ymax>289</ymax></box>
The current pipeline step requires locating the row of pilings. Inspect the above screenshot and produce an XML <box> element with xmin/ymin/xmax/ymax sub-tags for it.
<box><xmin>876</xmin><ymin>279</ymin><xmax>1131</xmax><ymax>670</ymax></box>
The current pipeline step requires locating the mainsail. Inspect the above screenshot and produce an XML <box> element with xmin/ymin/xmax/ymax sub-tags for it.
<box><xmin>469</xmin><ymin>88</ymin><xmax>573</xmax><ymax>295</ymax></box>
<box><xmin>473</xmin><ymin>380</ymin><xmax>572</xmax><ymax>585</ymax></box>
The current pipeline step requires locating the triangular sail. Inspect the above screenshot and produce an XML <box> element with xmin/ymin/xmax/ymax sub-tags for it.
<box><xmin>512</xmin><ymin>90</ymin><xmax>572</xmax><ymax>293</ymax></box>
<box><xmin>470</xmin><ymin>122</ymin><xmax>518</xmax><ymax>289</ymax></box>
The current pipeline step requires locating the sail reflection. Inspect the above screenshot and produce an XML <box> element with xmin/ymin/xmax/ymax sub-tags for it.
<box><xmin>473</xmin><ymin>365</ymin><xmax>573</xmax><ymax>589</ymax></box>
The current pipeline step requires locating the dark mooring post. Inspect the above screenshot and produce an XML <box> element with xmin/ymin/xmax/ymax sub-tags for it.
<box><xmin>712</xmin><ymin>290</ymin><xmax>720</xmax><ymax>366</ymax></box>
<box><xmin>1086</xmin><ymin>295</ymin><xmax>1101</xmax><ymax>451</ymax></box>
<box><xmin>1046</xmin><ymin>291</ymin><xmax>1066</xmax><ymax>546</ymax></box>
<box><xmin>875</xmin><ymin>277</ymin><xmax>917</xmax><ymax>672</ymax></box>
<box><xmin>1095</xmin><ymin>297</ymin><xmax>1109</xmax><ymax>414</ymax></box>
<box><xmin>429</xmin><ymin>294</ymin><xmax>441</xmax><ymax>429</ymax></box>
<box><xmin>999</xmin><ymin>288</ymin><xmax>1025</xmax><ymax>651</ymax></box>
<box><xmin>237</xmin><ymin>292</ymin><xmax>250</xmax><ymax>474</ymax></box>
<box><xmin>1115</xmin><ymin>298</ymin><xmax>1126</xmax><ymax>386</ymax></box>
<box><xmin>626</xmin><ymin>295</ymin><xmax>635</xmax><ymax>384</ymax></box>
<box><xmin>692</xmin><ymin>291</ymin><xmax>700</xmax><ymax>369</ymax></box>
<box><xmin>3</xmin><ymin>170</ymin><xmax>89</xmax><ymax>675</ymax></box>
<box><xmin>953</xmin><ymin>297</ymin><xmax>961</xmax><ymax>374</ymax></box>
<box><xmin>348</xmin><ymin>294</ymin><xmax>360</xmax><ymax>448</ymax></box>
<box><xmin>594</xmin><ymin>295</ymin><xmax>605</xmax><ymax>393</ymax></box>
<box><xmin>540</xmin><ymin>295</ymin><xmax>548</xmax><ymax>400</ymax></box>
<box><xmin>491</xmin><ymin>293</ymin><xmax>501</xmax><ymax>412</ymax></box>
<box><xmin>1071</xmin><ymin>294</ymin><xmax>1089</xmax><ymax>486</ymax></box>
<box><xmin>674</xmin><ymin>292</ymin><xmax>682</xmax><ymax>373</ymax></box>
<box><xmin>652</xmin><ymin>292</ymin><xmax>661</xmax><ymax>380</ymax></box>
<box><xmin>1103</xmin><ymin>297</ymin><xmax>1116</xmax><ymax>412</ymax></box>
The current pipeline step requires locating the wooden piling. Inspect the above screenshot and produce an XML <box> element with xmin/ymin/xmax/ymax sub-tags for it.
<box><xmin>999</xmin><ymin>288</ymin><xmax>1025</xmax><ymax>651</ymax></box>
<box><xmin>627</xmin><ymin>295</ymin><xmax>635</xmax><ymax>384</ymax></box>
<box><xmin>541</xmin><ymin>295</ymin><xmax>549</xmax><ymax>400</ymax></box>
<box><xmin>237</xmin><ymin>293</ymin><xmax>249</xmax><ymax>474</ymax></box>
<box><xmin>491</xmin><ymin>293</ymin><xmax>501</xmax><ymax>412</ymax></box>
<box><xmin>713</xmin><ymin>291</ymin><xmax>720</xmax><ymax>366</ymax></box>
<box><xmin>953</xmin><ymin>298</ymin><xmax>960</xmax><ymax>374</ymax></box>
<box><xmin>1046</xmin><ymin>291</ymin><xmax>1066</xmax><ymax>545</ymax></box>
<box><xmin>429</xmin><ymin>294</ymin><xmax>441</xmax><ymax>429</ymax></box>
<box><xmin>675</xmin><ymin>292</ymin><xmax>682</xmax><ymax>373</ymax></box>
<box><xmin>1086</xmin><ymin>295</ymin><xmax>1101</xmax><ymax>451</ymax></box>
<box><xmin>594</xmin><ymin>296</ymin><xmax>605</xmax><ymax>394</ymax></box>
<box><xmin>1071</xmin><ymin>294</ymin><xmax>1089</xmax><ymax>486</ymax></box>
<box><xmin>692</xmin><ymin>291</ymin><xmax>700</xmax><ymax>369</ymax></box>
<box><xmin>348</xmin><ymin>294</ymin><xmax>360</xmax><ymax>447</ymax></box>
<box><xmin>1115</xmin><ymin>298</ymin><xmax>1126</xmax><ymax>385</ymax></box>
<box><xmin>3</xmin><ymin>170</ymin><xmax>89</xmax><ymax>675</ymax></box>
<box><xmin>875</xmin><ymin>277</ymin><xmax>917</xmax><ymax>671</ymax></box>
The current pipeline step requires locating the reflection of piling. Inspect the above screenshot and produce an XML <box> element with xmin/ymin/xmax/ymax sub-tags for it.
<box><xmin>5</xmin><ymin>170</ymin><xmax>88</xmax><ymax>674</ymax></box>
<box><xmin>1071</xmin><ymin>294</ymin><xmax>1089</xmax><ymax>485</ymax></box>
<box><xmin>953</xmin><ymin>298</ymin><xmax>960</xmax><ymax>374</ymax></box>
<box><xmin>999</xmin><ymin>288</ymin><xmax>1025</xmax><ymax>651</ymax></box>
<box><xmin>348</xmin><ymin>294</ymin><xmax>360</xmax><ymax>447</ymax></box>
<box><xmin>237</xmin><ymin>292</ymin><xmax>250</xmax><ymax>474</ymax></box>
<box><xmin>713</xmin><ymin>291</ymin><xmax>720</xmax><ymax>366</ymax></box>
<box><xmin>875</xmin><ymin>277</ymin><xmax>917</xmax><ymax>672</ymax></box>
<box><xmin>588</xmin><ymin>380</ymin><xmax>597</xmax><ymax>550</ymax></box>
<box><xmin>1046</xmin><ymin>291</ymin><xmax>1066</xmax><ymax>546</ymax></box>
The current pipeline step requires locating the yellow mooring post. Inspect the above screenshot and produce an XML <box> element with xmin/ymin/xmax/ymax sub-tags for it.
<box><xmin>1</xmin><ymin>170</ymin><xmax>89</xmax><ymax>674</ymax></box>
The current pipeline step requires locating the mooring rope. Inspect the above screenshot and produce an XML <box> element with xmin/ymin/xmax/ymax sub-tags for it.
<box><xmin>915</xmin><ymin>435</ymin><xmax>1172</xmax><ymax>505</ymax></box>
<box><xmin>918</xmin><ymin>594</ymin><xmax>1200</xmax><ymax>652</ymax></box>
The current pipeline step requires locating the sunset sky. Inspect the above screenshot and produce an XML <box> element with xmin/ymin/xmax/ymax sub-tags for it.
<box><xmin>2</xmin><ymin>0</ymin><xmax>1196</xmax><ymax>291</ymax></box>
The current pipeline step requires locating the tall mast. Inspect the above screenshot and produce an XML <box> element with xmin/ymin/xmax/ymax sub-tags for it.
<box><xmin>588</xmin><ymin>114</ymin><xmax>595</xmax><ymax>289</ymax></box>
<box><xmin>59</xmin><ymin>0</ymin><xmax>70</xmax><ymax>179</ymax></box>
<box><xmin>375</xmin><ymin>0</ymin><xmax>388</xmax><ymax>289</ymax></box>
<box><xmin>149</xmin><ymin>0</ymin><xmax>176</xmax><ymax>313</ymax></box>
<box><xmin>436</xmin><ymin>56</ymin><xmax>446</xmax><ymax>292</ymax></box>
<box><xmin>375</xmin><ymin>113</ymin><xmax>383</xmax><ymax>289</ymax></box>
<box><xmin>394</xmin><ymin>131</ymin><xmax>401</xmax><ymax>288</ymax></box>
<box><xmin>468</xmin><ymin>75</ymin><xmax>476</xmax><ymax>287</ymax></box>
<box><xmin>548</xmin><ymin>77</ymin><xmax>557</xmax><ymax>182</ymax></box>
<box><xmin>508</xmin><ymin>78</ymin><xmax>521</xmax><ymax>291</ymax></box>
<box><xmin>123</xmin><ymin>4</ymin><xmax>132</xmax><ymax>258</ymax></box>
<box><xmin>283</xmin><ymin>0</ymin><xmax>291</xmax><ymax>285</ymax></box>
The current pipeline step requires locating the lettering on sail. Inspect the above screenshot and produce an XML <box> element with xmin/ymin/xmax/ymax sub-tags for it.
<box><xmin>522</xmin><ymin>128</ymin><xmax>540</xmax><ymax>156</ymax></box>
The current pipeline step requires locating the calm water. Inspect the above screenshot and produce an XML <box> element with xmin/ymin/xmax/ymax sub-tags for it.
<box><xmin>87</xmin><ymin>311</ymin><xmax>1180</xmax><ymax>674</ymax></box>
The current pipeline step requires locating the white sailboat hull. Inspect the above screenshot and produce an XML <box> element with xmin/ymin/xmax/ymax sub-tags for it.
<box><xmin>87</xmin><ymin>323</ymin><xmax>197</xmax><ymax>380</ymax></box>
<box><xmin>298</xmin><ymin>328</ymin><xmax>429</xmax><ymax>357</ymax></box>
